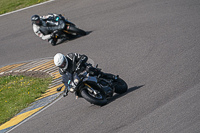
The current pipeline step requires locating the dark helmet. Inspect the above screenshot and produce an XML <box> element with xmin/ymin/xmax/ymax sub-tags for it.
<box><xmin>31</xmin><ymin>15</ymin><xmax>41</xmax><ymax>25</ymax></box>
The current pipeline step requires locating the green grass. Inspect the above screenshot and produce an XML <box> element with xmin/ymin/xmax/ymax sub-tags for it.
<box><xmin>0</xmin><ymin>0</ymin><xmax>48</xmax><ymax>15</ymax></box>
<box><xmin>0</xmin><ymin>75</ymin><xmax>52</xmax><ymax>125</ymax></box>
<box><xmin>0</xmin><ymin>0</ymin><xmax>52</xmax><ymax>125</ymax></box>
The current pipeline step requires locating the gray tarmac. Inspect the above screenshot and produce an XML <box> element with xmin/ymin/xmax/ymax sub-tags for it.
<box><xmin>0</xmin><ymin>0</ymin><xmax>200</xmax><ymax>132</ymax></box>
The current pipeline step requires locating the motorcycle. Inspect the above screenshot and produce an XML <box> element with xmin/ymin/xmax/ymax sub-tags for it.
<box><xmin>52</xmin><ymin>14</ymin><xmax>86</xmax><ymax>44</ymax></box>
<box><xmin>57</xmin><ymin>64</ymin><xmax>128</xmax><ymax>106</ymax></box>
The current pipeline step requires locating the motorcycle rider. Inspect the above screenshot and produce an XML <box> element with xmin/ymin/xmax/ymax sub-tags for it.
<box><xmin>54</xmin><ymin>53</ymin><xmax>88</xmax><ymax>96</ymax></box>
<box><xmin>31</xmin><ymin>13</ymin><xmax>66</xmax><ymax>46</ymax></box>
<box><xmin>54</xmin><ymin>53</ymin><xmax>118</xmax><ymax>96</ymax></box>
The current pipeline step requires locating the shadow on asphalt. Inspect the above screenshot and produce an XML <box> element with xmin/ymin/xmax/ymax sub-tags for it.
<box><xmin>107</xmin><ymin>85</ymin><xmax>145</xmax><ymax>104</ymax></box>
<box><xmin>55</xmin><ymin>31</ymin><xmax>93</xmax><ymax>46</ymax></box>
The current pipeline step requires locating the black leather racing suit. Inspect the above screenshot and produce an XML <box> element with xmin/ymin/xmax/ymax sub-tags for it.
<box><xmin>59</xmin><ymin>53</ymin><xmax>88</xmax><ymax>89</ymax></box>
<box><xmin>32</xmin><ymin>14</ymin><xmax>65</xmax><ymax>44</ymax></box>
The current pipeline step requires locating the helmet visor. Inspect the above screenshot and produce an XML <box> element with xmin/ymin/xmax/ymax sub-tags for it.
<box><xmin>59</xmin><ymin>60</ymin><xmax>66</xmax><ymax>68</ymax></box>
<box><xmin>35</xmin><ymin>20</ymin><xmax>40</xmax><ymax>25</ymax></box>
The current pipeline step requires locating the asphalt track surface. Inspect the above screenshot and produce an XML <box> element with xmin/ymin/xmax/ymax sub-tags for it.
<box><xmin>0</xmin><ymin>0</ymin><xmax>200</xmax><ymax>132</ymax></box>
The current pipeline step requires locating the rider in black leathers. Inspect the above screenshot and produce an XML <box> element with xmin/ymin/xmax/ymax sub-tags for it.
<box><xmin>31</xmin><ymin>13</ymin><xmax>66</xmax><ymax>46</ymax></box>
<box><xmin>54</xmin><ymin>53</ymin><xmax>118</xmax><ymax>96</ymax></box>
<box><xmin>54</xmin><ymin>53</ymin><xmax>88</xmax><ymax>95</ymax></box>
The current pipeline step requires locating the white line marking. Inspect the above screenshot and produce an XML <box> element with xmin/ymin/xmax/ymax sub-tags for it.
<box><xmin>0</xmin><ymin>0</ymin><xmax>55</xmax><ymax>17</ymax></box>
<box><xmin>6</xmin><ymin>96</ymin><xmax>63</xmax><ymax>133</ymax></box>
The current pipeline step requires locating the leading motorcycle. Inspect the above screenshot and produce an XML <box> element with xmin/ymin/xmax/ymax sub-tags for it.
<box><xmin>57</xmin><ymin>64</ymin><xmax>128</xmax><ymax>106</ymax></box>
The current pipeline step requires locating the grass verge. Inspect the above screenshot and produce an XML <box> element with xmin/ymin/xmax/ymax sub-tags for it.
<box><xmin>0</xmin><ymin>0</ymin><xmax>49</xmax><ymax>15</ymax></box>
<box><xmin>0</xmin><ymin>75</ymin><xmax>52</xmax><ymax>125</ymax></box>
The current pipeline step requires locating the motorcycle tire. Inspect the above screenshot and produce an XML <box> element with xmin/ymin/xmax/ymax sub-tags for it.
<box><xmin>114</xmin><ymin>78</ymin><xmax>128</xmax><ymax>94</ymax></box>
<box><xmin>81</xmin><ymin>87</ymin><xmax>107</xmax><ymax>106</ymax></box>
<box><xmin>68</xmin><ymin>26</ymin><xmax>86</xmax><ymax>36</ymax></box>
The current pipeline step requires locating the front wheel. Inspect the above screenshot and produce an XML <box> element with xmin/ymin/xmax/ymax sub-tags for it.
<box><xmin>81</xmin><ymin>87</ymin><xmax>107</xmax><ymax>106</ymax></box>
<box><xmin>114</xmin><ymin>78</ymin><xmax>128</xmax><ymax>94</ymax></box>
<box><xmin>68</xmin><ymin>26</ymin><xmax>86</xmax><ymax>36</ymax></box>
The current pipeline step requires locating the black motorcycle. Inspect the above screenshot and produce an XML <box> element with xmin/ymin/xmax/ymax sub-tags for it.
<box><xmin>52</xmin><ymin>15</ymin><xmax>86</xmax><ymax>44</ymax></box>
<box><xmin>57</xmin><ymin>64</ymin><xmax>128</xmax><ymax>106</ymax></box>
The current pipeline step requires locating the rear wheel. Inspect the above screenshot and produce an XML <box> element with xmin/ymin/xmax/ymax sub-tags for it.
<box><xmin>81</xmin><ymin>85</ymin><xmax>107</xmax><ymax>106</ymax></box>
<box><xmin>114</xmin><ymin>78</ymin><xmax>128</xmax><ymax>94</ymax></box>
<box><xmin>68</xmin><ymin>26</ymin><xmax>86</xmax><ymax>36</ymax></box>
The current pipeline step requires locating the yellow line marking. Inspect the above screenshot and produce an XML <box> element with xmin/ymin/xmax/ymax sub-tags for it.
<box><xmin>53</xmin><ymin>73</ymin><xmax>62</xmax><ymax>79</ymax></box>
<box><xmin>36</xmin><ymin>84</ymin><xmax>64</xmax><ymax>100</ymax></box>
<box><xmin>39</xmin><ymin>64</ymin><xmax>55</xmax><ymax>71</ymax></box>
<box><xmin>51</xmin><ymin>71</ymin><xmax>59</xmax><ymax>75</ymax></box>
<box><xmin>0</xmin><ymin>63</ymin><xmax>26</xmax><ymax>73</ymax></box>
<box><xmin>28</xmin><ymin>60</ymin><xmax>54</xmax><ymax>71</ymax></box>
<box><xmin>0</xmin><ymin>60</ymin><xmax>63</xmax><ymax>130</ymax></box>
<box><xmin>34</xmin><ymin>60</ymin><xmax>55</xmax><ymax>71</ymax></box>
<box><xmin>45</xmin><ymin>84</ymin><xmax>64</xmax><ymax>92</ymax></box>
<box><xmin>0</xmin><ymin>106</ymin><xmax>44</xmax><ymax>130</ymax></box>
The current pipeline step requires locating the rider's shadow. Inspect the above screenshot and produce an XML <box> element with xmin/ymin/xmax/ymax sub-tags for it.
<box><xmin>107</xmin><ymin>85</ymin><xmax>144</xmax><ymax>104</ymax></box>
<box><xmin>56</xmin><ymin>31</ymin><xmax>93</xmax><ymax>45</ymax></box>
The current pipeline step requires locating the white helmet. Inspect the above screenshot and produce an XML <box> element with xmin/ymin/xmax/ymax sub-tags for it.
<box><xmin>54</xmin><ymin>53</ymin><xmax>68</xmax><ymax>69</ymax></box>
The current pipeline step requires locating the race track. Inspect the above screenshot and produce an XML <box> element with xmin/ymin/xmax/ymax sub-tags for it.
<box><xmin>0</xmin><ymin>0</ymin><xmax>200</xmax><ymax>132</ymax></box>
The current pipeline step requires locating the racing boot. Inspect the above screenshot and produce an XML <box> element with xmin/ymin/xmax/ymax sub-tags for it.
<box><xmin>63</xmin><ymin>87</ymin><xmax>68</xmax><ymax>97</ymax></box>
<box><xmin>48</xmin><ymin>37</ymin><xmax>57</xmax><ymax>46</ymax></box>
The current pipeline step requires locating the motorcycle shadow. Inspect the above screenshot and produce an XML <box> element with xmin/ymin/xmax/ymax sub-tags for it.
<box><xmin>56</xmin><ymin>31</ymin><xmax>93</xmax><ymax>46</ymax></box>
<box><xmin>107</xmin><ymin>85</ymin><xmax>145</xmax><ymax>104</ymax></box>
